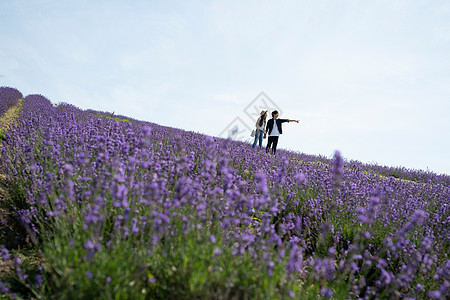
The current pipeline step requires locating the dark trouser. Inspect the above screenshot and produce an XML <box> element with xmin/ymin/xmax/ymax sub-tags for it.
<box><xmin>266</xmin><ymin>136</ymin><xmax>279</xmax><ymax>154</ymax></box>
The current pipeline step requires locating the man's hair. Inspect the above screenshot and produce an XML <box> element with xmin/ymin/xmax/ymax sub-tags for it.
<box><xmin>272</xmin><ymin>110</ymin><xmax>278</xmax><ymax>117</ymax></box>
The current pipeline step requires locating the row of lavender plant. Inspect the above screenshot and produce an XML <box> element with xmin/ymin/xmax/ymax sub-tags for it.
<box><xmin>345</xmin><ymin>159</ymin><xmax>450</xmax><ymax>187</ymax></box>
<box><xmin>0</xmin><ymin>86</ymin><xmax>22</xmax><ymax>119</ymax></box>
<box><xmin>0</xmin><ymin>91</ymin><xmax>448</xmax><ymax>298</ymax></box>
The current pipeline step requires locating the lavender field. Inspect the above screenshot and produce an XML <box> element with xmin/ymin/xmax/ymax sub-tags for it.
<box><xmin>0</xmin><ymin>86</ymin><xmax>449</xmax><ymax>299</ymax></box>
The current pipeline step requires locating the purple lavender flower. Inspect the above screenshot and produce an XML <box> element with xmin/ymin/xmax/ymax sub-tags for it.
<box><xmin>295</xmin><ymin>172</ymin><xmax>306</xmax><ymax>187</ymax></box>
<box><xmin>255</xmin><ymin>171</ymin><xmax>268</xmax><ymax>194</ymax></box>
<box><xmin>83</xmin><ymin>240</ymin><xmax>95</xmax><ymax>250</ymax></box>
<box><xmin>34</xmin><ymin>274</ymin><xmax>43</xmax><ymax>288</ymax></box>
<box><xmin>415</xmin><ymin>283</ymin><xmax>424</xmax><ymax>292</ymax></box>
<box><xmin>0</xmin><ymin>280</ymin><xmax>11</xmax><ymax>294</ymax></box>
<box><xmin>86</xmin><ymin>271</ymin><xmax>93</xmax><ymax>279</ymax></box>
<box><xmin>427</xmin><ymin>290</ymin><xmax>441</xmax><ymax>299</ymax></box>
<box><xmin>320</xmin><ymin>287</ymin><xmax>334</xmax><ymax>298</ymax></box>
<box><xmin>131</xmin><ymin>218</ymin><xmax>139</xmax><ymax>235</ymax></box>
<box><xmin>63</xmin><ymin>164</ymin><xmax>74</xmax><ymax>176</ymax></box>
<box><xmin>286</xmin><ymin>245</ymin><xmax>303</xmax><ymax>273</ymax></box>
<box><xmin>332</xmin><ymin>151</ymin><xmax>343</xmax><ymax>178</ymax></box>
<box><xmin>0</xmin><ymin>247</ymin><xmax>11</xmax><ymax>260</ymax></box>
<box><xmin>266</xmin><ymin>261</ymin><xmax>275</xmax><ymax>276</ymax></box>
<box><xmin>13</xmin><ymin>257</ymin><xmax>22</xmax><ymax>266</ymax></box>
<box><xmin>210</xmin><ymin>235</ymin><xmax>216</xmax><ymax>243</ymax></box>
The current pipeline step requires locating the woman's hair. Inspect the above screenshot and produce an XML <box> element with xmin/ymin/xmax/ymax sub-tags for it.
<box><xmin>258</xmin><ymin>112</ymin><xmax>267</xmax><ymax>127</ymax></box>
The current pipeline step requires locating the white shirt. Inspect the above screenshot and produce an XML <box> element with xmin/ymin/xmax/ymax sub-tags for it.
<box><xmin>256</xmin><ymin>117</ymin><xmax>266</xmax><ymax>131</ymax></box>
<box><xmin>269</xmin><ymin>120</ymin><xmax>280</xmax><ymax>137</ymax></box>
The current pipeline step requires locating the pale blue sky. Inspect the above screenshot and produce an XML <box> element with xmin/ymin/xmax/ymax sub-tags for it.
<box><xmin>1</xmin><ymin>0</ymin><xmax>449</xmax><ymax>175</ymax></box>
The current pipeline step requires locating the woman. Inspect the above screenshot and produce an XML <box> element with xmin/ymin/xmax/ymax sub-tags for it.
<box><xmin>252</xmin><ymin>110</ymin><xmax>268</xmax><ymax>148</ymax></box>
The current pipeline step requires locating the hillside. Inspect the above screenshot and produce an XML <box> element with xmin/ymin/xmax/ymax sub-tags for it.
<box><xmin>0</xmin><ymin>86</ymin><xmax>449</xmax><ymax>299</ymax></box>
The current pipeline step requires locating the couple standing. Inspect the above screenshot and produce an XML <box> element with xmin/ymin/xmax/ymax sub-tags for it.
<box><xmin>252</xmin><ymin>110</ymin><xmax>300</xmax><ymax>155</ymax></box>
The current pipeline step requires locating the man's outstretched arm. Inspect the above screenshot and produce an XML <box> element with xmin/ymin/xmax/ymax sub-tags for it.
<box><xmin>280</xmin><ymin>119</ymin><xmax>299</xmax><ymax>123</ymax></box>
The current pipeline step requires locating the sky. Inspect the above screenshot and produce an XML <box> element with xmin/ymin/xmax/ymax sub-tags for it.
<box><xmin>1</xmin><ymin>0</ymin><xmax>449</xmax><ymax>175</ymax></box>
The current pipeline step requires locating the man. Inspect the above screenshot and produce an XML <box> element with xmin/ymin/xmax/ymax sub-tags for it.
<box><xmin>264</xmin><ymin>110</ymin><xmax>299</xmax><ymax>155</ymax></box>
